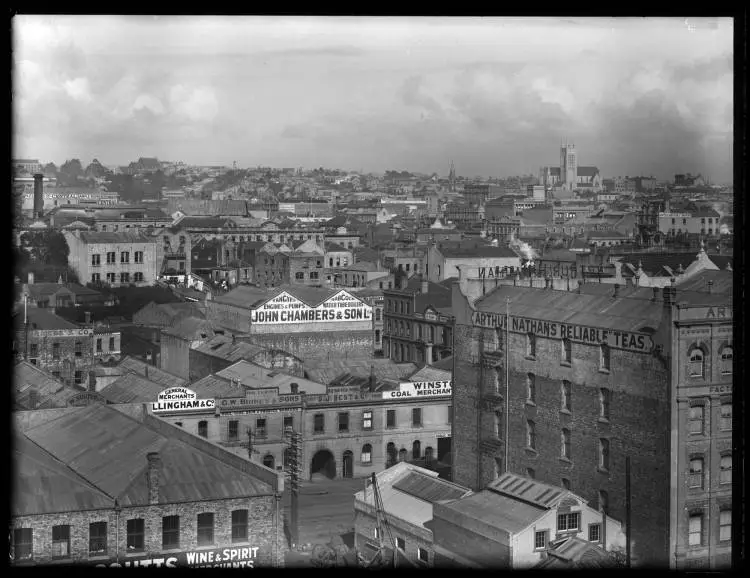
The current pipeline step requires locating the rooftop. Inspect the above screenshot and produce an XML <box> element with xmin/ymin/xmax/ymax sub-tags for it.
<box><xmin>75</xmin><ymin>231</ymin><xmax>156</xmax><ymax>244</ymax></box>
<box><xmin>99</xmin><ymin>372</ymin><xmax>165</xmax><ymax>404</ymax></box>
<box><xmin>193</xmin><ymin>336</ymin><xmax>270</xmax><ymax>363</ymax></box>
<box><xmin>304</xmin><ymin>358</ymin><xmax>418</xmax><ymax>385</ymax></box>
<box><xmin>14</xmin><ymin>306</ymin><xmax>80</xmax><ymax>331</ymax></box>
<box><xmin>117</xmin><ymin>356</ymin><xmax>186</xmax><ymax>388</ymax></box>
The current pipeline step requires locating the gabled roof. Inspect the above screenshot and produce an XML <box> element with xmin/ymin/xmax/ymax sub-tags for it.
<box><xmin>20</xmin><ymin>404</ymin><xmax>274</xmax><ymax>506</ymax></box>
<box><xmin>117</xmin><ymin>356</ymin><xmax>186</xmax><ymax>388</ymax></box>
<box><xmin>14</xmin><ymin>306</ymin><xmax>80</xmax><ymax>331</ymax></box>
<box><xmin>536</xmin><ymin>536</ymin><xmax>615</xmax><ymax>569</ymax></box>
<box><xmin>193</xmin><ymin>336</ymin><xmax>270</xmax><ymax>363</ymax></box>
<box><xmin>304</xmin><ymin>358</ymin><xmax>417</xmax><ymax>385</ymax></box>
<box><xmin>408</xmin><ymin>364</ymin><xmax>452</xmax><ymax>383</ymax></box>
<box><xmin>14</xmin><ymin>361</ymin><xmax>78</xmax><ymax>410</ymax></box>
<box><xmin>99</xmin><ymin>372</ymin><xmax>164</xmax><ymax>404</ymax></box>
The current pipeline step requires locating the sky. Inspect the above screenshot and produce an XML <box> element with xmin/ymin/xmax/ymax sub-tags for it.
<box><xmin>12</xmin><ymin>16</ymin><xmax>734</xmax><ymax>182</ymax></box>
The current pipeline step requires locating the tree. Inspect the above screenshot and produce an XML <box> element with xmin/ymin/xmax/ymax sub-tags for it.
<box><xmin>19</xmin><ymin>230</ymin><xmax>70</xmax><ymax>267</ymax></box>
<box><xmin>60</xmin><ymin>159</ymin><xmax>84</xmax><ymax>178</ymax></box>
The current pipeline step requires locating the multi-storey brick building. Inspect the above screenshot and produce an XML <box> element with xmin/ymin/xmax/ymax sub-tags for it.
<box><xmin>154</xmin><ymin>225</ymin><xmax>192</xmax><ymax>278</ymax></box>
<box><xmin>449</xmin><ymin>269</ymin><xmax>733</xmax><ymax>569</ymax></box>
<box><xmin>12</xmin><ymin>403</ymin><xmax>286</xmax><ymax>568</ymax></box>
<box><xmin>383</xmin><ymin>275</ymin><xmax>454</xmax><ymax>364</ymax></box>
<box><xmin>64</xmin><ymin>230</ymin><xmax>162</xmax><ymax>287</ymax></box>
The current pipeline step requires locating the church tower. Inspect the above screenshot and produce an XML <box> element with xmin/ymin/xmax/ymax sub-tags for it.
<box><xmin>449</xmin><ymin>160</ymin><xmax>456</xmax><ymax>192</ymax></box>
<box><xmin>560</xmin><ymin>140</ymin><xmax>577</xmax><ymax>191</ymax></box>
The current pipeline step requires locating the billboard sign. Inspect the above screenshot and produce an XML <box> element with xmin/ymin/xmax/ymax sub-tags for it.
<box><xmin>151</xmin><ymin>387</ymin><xmax>215</xmax><ymax>413</ymax></box>
<box><xmin>90</xmin><ymin>547</ymin><xmax>260</xmax><ymax>568</ymax></box>
<box><xmin>382</xmin><ymin>380</ymin><xmax>452</xmax><ymax>399</ymax></box>
<box><xmin>249</xmin><ymin>290</ymin><xmax>372</xmax><ymax>324</ymax></box>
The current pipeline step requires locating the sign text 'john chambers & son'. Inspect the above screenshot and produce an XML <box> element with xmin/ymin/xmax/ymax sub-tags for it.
<box><xmin>382</xmin><ymin>381</ymin><xmax>453</xmax><ymax>400</ymax></box>
<box><xmin>472</xmin><ymin>311</ymin><xmax>655</xmax><ymax>353</ymax></box>
<box><xmin>151</xmin><ymin>387</ymin><xmax>215</xmax><ymax>413</ymax></box>
<box><xmin>249</xmin><ymin>291</ymin><xmax>372</xmax><ymax>324</ymax></box>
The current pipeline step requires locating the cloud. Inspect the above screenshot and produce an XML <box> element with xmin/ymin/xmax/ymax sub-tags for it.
<box><xmin>169</xmin><ymin>85</ymin><xmax>219</xmax><ymax>122</ymax></box>
<box><xmin>133</xmin><ymin>93</ymin><xmax>165</xmax><ymax>115</ymax></box>
<box><xmin>63</xmin><ymin>77</ymin><xmax>92</xmax><ymax>102</ymax></box>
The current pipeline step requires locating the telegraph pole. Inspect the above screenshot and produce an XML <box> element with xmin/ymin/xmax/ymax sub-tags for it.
<box><xmin>626</xmin><ymin>456</ymin><xmax>632</xmax><ymax>568</ymax></box>
<box><xmin>284</xmin><ymin>427</ymin><xmax>303</xmax><ymax>549</ymax></box>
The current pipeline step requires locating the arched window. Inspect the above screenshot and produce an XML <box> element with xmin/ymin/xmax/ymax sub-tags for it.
<box><xmin>599</xmin><ymin>344</ymin><xmax>610</xmax><ymax>371</ymax></box>
<box><xmin>526</xmin><ymin>333</ymin><xmax>536</xmax><ymax>358</ymax></box>
<box><xmin>263</xmin><ymin>454</ymin><xmax>275</xmax><ymax>469</ymax></box>
<box><xmin>689</xmin><ymin>347</ymin><xmax>705</xmax><ymax>377</ymax></box>
<box><xmin>527</xmin><ymin>420</ymin><xmax>536</xmax><ymax>450</ymax></box>
<box><xmin>526</xmin><ymin>373</ymin><xmax>536</xmax><ymax>403</ymax></box>
<box><xmin>412</xmin><ymin>440</ymin><xmax>421</xmax><ymax>460</ymax></box>
<box><xmin>361</xmin><ymin>444</ymin><xmax>372</xmax><ymax>465</ymax></box>
<box><xmin>198</xmin><ymin>420</ymin><xmax>208</xmax><ymax>438</ymax></box>
<box><xmin>398</xmin><ymin>448</ymin><xmax>407</xmax><ymax>462</ymax></box>
<box><xmin>562</xmin><ymin>339</ymin><xmax>572</xmax><ymax>364</ymax></box>
<box><xmin>386</xmin><ymin>443</ymin><xmax>397</xmax><ymax>467</ymax></box>
<box><xmin>720</xmin><ymin>346</ymin><xmax>733</xmax><ymax>375</ymax></box>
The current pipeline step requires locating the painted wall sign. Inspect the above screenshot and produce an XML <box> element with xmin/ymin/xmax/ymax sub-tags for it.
<box><xmin>471</xmin><ymin>310</ymin><xmax>654</xmax><ymax>353</ymax></box>
<box><xmin>709</xmin><ymin>384</ymin><xmax>732</xmax><ymax>395</ymax></box>
<box><xmin>92</xmin><ymin>547</ymin><xmax>260</xmax><ymax>568</ymax></box>
<box><xmin>67</xmin><ymin>392</ymin><xmax>105</xmax><ymax>407</ymax></box>
<box><xmin>29</xmin><ymin>328</ymin><xmax>94</xmax><ymax>338</ymax></box>
<box><xmin>151</xmin><ymin>387</ymin><xmax>215</xmax><ymax>413</ymax></box>
<box><xmin>477</xmin><ymin>266</ymin><xmax>516</xmax><ymax>279</ymax></box>
<box><xmin>382</xmin><ymin>380</ymin><xmax>453</xmax><ymax>399</ymax></box>
<box><xmin>221</xmin><ymin>392</ymin><xmax>301</xmax><ymax>409</ymax></box>
<box><xmin>249</xmin><ymin>290</ymin><xmax>372</xmax><ymax>324</ymax></box>
<box><xmin>679</xmin><ymin>306</ymin><xmax>733</xmax><ymax>321</ymax></box>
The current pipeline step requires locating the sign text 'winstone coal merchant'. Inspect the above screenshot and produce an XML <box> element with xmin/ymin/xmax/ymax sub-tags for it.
<box><xmin>249</xmin><ymin>291</ymin><xmax>372</xmax><ymax>325</ymax></box>
<box><xmin>151</xmin><ymin>387</ymin><xmax>215</xmax><ymax>413</ymax></box>
<box><xmin>471</xmin><ymin>310</ymin><xmax>654</xmax><ymax>353</ymax></box>
<box><xmin>382</xmin><ymin>381</ymin><xmax>453</xmax><ymax>400</ymax></box>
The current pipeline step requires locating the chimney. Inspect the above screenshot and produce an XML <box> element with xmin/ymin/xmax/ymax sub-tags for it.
<box><xmin>144</xmin><ymin>364</ymin><xmax>149</xmax><ymax>379</ymax></box>
<box><xmin>33</xmin><ymin>173</ymin><xmax>44</xmax><ymax>218</ymax></box>
<box><xmin>613</xmin><ymin>283</ymin><xmax>620</xmax><ymax>299</ymax></box>
<box><xmin>85</xmin><ymin>311</ymin><xmax>91</xmax><ymax>325</ymax></box>
<box><xmin>146</xmin><ymin>452</ymin><xmax>161</xmax><ymax>505</ymax></box>
<box><xmin>290</xmin><ymin>382</ymin><xmax>299</xmax><ymax>395</ymax></box>
<box><xmin>27</xmin><ymin>271</ymin><xmax>35</xmax><ymax>285</ymax></box>
<box><xmin>421</xmin><ymin>277</ymin><xmax>429</xmax><ymax>294</ymax></box>
<box><xmin>424</xmin><ymin>343</ymin><xmax>433</xmax><ymax>366</ymax></box>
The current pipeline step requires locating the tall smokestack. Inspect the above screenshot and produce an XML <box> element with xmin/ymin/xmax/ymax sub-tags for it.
<box><xmin>33</xmin><ymin>173</ymin><xmax>44</xmax><ymax>218</ymax></box>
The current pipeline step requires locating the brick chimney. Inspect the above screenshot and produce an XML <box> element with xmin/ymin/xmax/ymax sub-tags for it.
<box><xmin>146</xmin><ymin>452</ymin><xmax>161</xmax><ymax>505</ymax></box>
<box><xmin>424</xmin><ymin>343</ymin><xmax>433</xmax><ymax>366</ymax></box>
<box><xmin>33</xmin><ymin>173</ymin><xmax>44</xmax><ymax>218</ymax></box>
<box><xmin>290</xmin><ymin>382</ymin><xmax>299</xmax><ymax>395</ymax></box>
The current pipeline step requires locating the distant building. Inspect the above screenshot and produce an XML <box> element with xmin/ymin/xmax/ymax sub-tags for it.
<box><xmin>13</xmin><ymin>158</ymin><xmax>43</xmax><ymax>175</ymax></box>
<box><xmin>539</xmin><ymin>143</ymin><xmax>601</xmax><ymax>192</ymax></box>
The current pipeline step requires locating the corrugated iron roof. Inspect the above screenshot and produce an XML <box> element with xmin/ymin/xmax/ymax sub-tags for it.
<box><xmin>474</xmin><ymin>285</ymin><xmax>665</xmax><ymax>333</ymax></box>
<box><xmin>488</xmin><ymin>472</ymin><xmax>568</xmax><ymax>508</ymax></box>
<box><xmin>676</xmin><ymin>269</ymin><xmax>733</xmax><ymax>295</ymax></box>
<box><xmin>99</xmin><ymin>373</ymin><xmax>164</xmax><ymax>404</ymax></box>
<box><xmin>536</xmin><ymin>536</ymin><xmax>614</xmax><ymax>569</ymax></box>
<box><xmin>22</xmin><ymin>404</ymin><xmax>272</xmax><ymax>506</ymax></box>
<box><xmin>193</xmin><ymin>336</ymin><xmax>268</xmax><ymax>362</ymax></box>
<box><xmin>304</xmin><ymin>358</ymin><xmax>417</xmax><ymax>385</ymax></box>
<box><xmin>408</xmin><ymin>365</ymin><xmax>452</xmax><ymax>383</ymax></box>
<box><xmin>392</xmin><ymin>471</ymin><xmax>472</xmax><ymax>503</ymax></box>
<box><xmin>438</xmin><ymin>489</ymin><xmax>546</xmax><ymax>534</ymax></box>
<box><xmin>118</xmin><ymin>357</ymin><xmax>186</xmax><ymax>388</ymax></box>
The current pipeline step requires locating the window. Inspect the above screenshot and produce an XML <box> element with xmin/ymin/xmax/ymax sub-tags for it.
<box><xmin>561</xmin><ymin>381</ymin><xmax>572</xmax><ymax>412</ymax></box>
<box><xmin>29</xmin><ymin>343</ymin><xmax>38</xmax><ymax>358</ymax></box>
<box><xmin>689</xmin><ymin>348</ymin><xmax>705</xmax><ymax>377</ymax></box>
<box><xmin>720</xmin><ymin>402</ymin><xmax>732</xmax><ymax>431</ymax></box>
<box><xmin>527</xmin><ymin>420</ymin><xmax>536</xmax><ymax>450</ymax></box>
<box><xmin>600</xmin><ymin>388</ymin><xmax>610</xmax><ymax>420</ymax></box>
<box><xmin>412</xmin><ymin>440</ymin><xmax>421</xmax><ymax>459</ymax></box>
<box><xmin>75</xmin><ymin>340</ymin><xmax>83</xmax><ymax>357</ymax></box>
<box><xmin>720</xmin><ymin>346</ymin><xmax>733</xmax><ymax>374</ymax></box>
<box><xmin>231</xmin><ymin>510</ymin><xmax>248</xmax><ymax>543</ymax></box>
<box><xmin>106</xmin><ymin>251</ymin><xmax>116</xmax><ymax>264</ymax></box>
<box><xmin>120</xmin><ymin>272</ymin><xmax>130</xmax><ymax>284</ymax></box>
<box><xmin>134</xmin><ymin>272</ymin><xmax>144</xmax><ymax>282</ymax></box>
<box><xmin>589</xmin><ymin>523</ymin><xmax>601</xmax><ymax>542</ymax></box>
<box><xmin>109</xmin><ymin>336</ymin><xmax>115</xmax><ymax>350</ymax></box>
<box><xmin>375</xmin><ymin>309</ymin><xmax>382</xmax><ymax>321</ymax></box>
<box><xmin>228</xmin><ymin>420</ymin><xmax>239</xmax><ymax>442</ymax></box>
<box><xmin>107</xmin><ymin>273</ymin><xmax>116</xmax><ymax>283</ymax></box>
<box><xmin>688</xmin><ymin>404</ymin><xmax>705</xmax><ymax>435</ymax></box>
<box><xmin>600</xmin><ymin>344</ymin><xmax>610</xmax><ymax>371</ymax></box>
<box><xmin>562</xmin><ymin>339</ymin><xmax>572</xmax><ymax>364</ymax></box>
<box><xmin>96</xmin><ymin>338</ymin><xmax>102</xmax><ymax>352</ymax></box>
<box><xmin>527</xmin><ymin>373</ymin><xmax>536</xmax><ymax>403</ymax></box>
<box><xmin>396</xmin><ymin>537</ymin><xmax>405</xmax><ymax>550</ymax></box>
<box><xmin>134</xmin><ymin>251</ymin><xmax>143</xmax><ymax>263</ymax></box>
<box><xmin>198</xmin><ymin>420</ymin><xmax>208</xmax><ymax>438</ymax></box>
<box><xmin>338</xmin><ymin>412</ymin><xmax>350</xmax><ymax>432</ymax></box>
<box><xmin>447</xmin><ymin>405</ymin><xmax>453</xmax><ymax>424</ymax></box>
<box><xmin>197</xmin><ymin>513</ymin><xmax>214</xmax><ymax>546</ymax></box>
<box><xmin>557</xmin><ymin>512</ymin><xmax>580</xmax><ymax>532</ymax></box>
<box><xmin>126</xmin><ymin>519</ymin><xmax>144</xmax><ymax>552</ymax></box>
<box><xmin>12</xmin><ymin>528</ymin><xmax>33</xmax><ymax>561</ymax></box>
<box><xmin>412</xmin><ymin>408</ymin><xmax>422</xmax><ymax>427</ymax></box>
<box><xmin>526</xmin><ymin>333</ymin><xmax>536</xmax><ymax>358</ymax></box>
<box><xmin>534</xmin><ymin>530</ymin><xmax>547</xmax><ymax>550</ymax></box>
<box><xmin>74</xmin><ymin>370</ymin><xmax>83</xmax><ymax>385</ymax></box>
<box><xmin>256</xmin><ymin>418</ymin><xmax>267</xmax><ymax>438</ymax></box>
<box><xmin>362</xmin><ymin>410</ymin><xmax>373</xmax><ymax>430</ymax></box>
<box><xmin>599</xmin><ymin>439</ymin><xmax>610</xmax><ymax>471</ymax></box>
<box><xmin>295</xmin><ymin>272</ymin><xmax>304</xmax><ymax>280</ymax></box>
<box><xmin>361</xmin><ymin>444</ymin><xmax>372</xmax><ymax>464</ymax></box>
<box><xmin>494</xmin><ymin>410</ymin><xmax>503</xmax><ymax>438</ymax></box>
<box><xmin>689</xmin><ymin>457</ymin><xmax>704</xmax><ymax>488</ymax></box>
<box><xmin>52</xmin><ymin>342</ymin><xmax>60</xmax><ymax>360</ymax></box>
<box><xmin>561</xmin><ymin>478</ymin><xmax>571</xmax><ymax>491</ymax></box>
<box><xmin>688</xmin><ymin>513</ymin><xmax>703</xmax><ymax>546</ymax></box>
<box><xmin>418</xmin><ymin>547</ymin><xmax>429</xmax><ymax>563</ymax></box>
<box><xmin>597</xmin><ymin>490</ymin><xmax>609</xmax><ymax>514</ymax></box>
<box><xmin>283</xmin><ymin>415</ymin><xmax>294</xmax><ymax>432</ymax></box>
<box><xmin>720</xmin><ymin>453</ymin><xmax>732</xmax><ymax>484</ymax></box>
<box><xmin>314</xmin><ymin>413</ymin><xmax>325</xmax><ymax>433</ymax></box>
<box><xmin>719</xmin><ymin>509</ymin><xmax>731</xmax><ymax>542</ymax></box>
<box><xmin>91</xmin><ymin>254</ymin><xmax>101</xmax><ymax>266</ymax></box>
<box><xmin>52</xmin><ymin>525</ymin><xmax>71</xmax><ymax>558</ymax></box>
<box><xmin>121</xmin><ymin>251</ymin><xmax>130</xmax><ymax>263</ymax></box>
<box><xmin>310</xmin><ymin>271</ymin><xmax>319</xmax><ymax>280</ymax></box>
<box><xmin>162</xmin><ymin>515</ymin><xmax>180</xmax><ymax>549</ymax></box>
<box><xmin>386</xmin><ymin>409</ymin><xmax>396</xmax><ymax>428</ymax></box>
<box><xmin>561</xmin><ymin>429</ymin><xmax>571</xmax><ymax>460</ymax></box>
<box><xmin>92</xmin><ymin>273</ymin><xmax>101</xmax><ymax>283</ymax></box>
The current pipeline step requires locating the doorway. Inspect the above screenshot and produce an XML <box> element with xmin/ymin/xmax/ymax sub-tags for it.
<box><xmin>342</xmin><ymin>450</ymin><xmax>354</xmax><ymax>478</ymax></box>
<box><xmin>310</xmin><ymin>449</ymin><xmax>336</xmax><ymax>480</ymax></box>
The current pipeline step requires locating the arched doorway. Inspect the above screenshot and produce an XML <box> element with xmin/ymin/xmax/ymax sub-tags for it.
<box><xmin>263</xmin><ymin>454</ymin><xmax>275</xmax><ymax>469</ymax></box>
<box><xmin>386</xmin><ymin>443</ymin><xmax>397</xmax><ymax>468</ymax></box>
<box><xmin>398</xmin><ymin>448</ymin><xmax>407</xmax><ymax>463</ymax></box>
<box><xmin>310</xmin><ymin>449</ymin><xmax>336</xmax><ymax>480</ymax></box>
<box><xmin>424</xmin><ymin>446</ymin><xmax>434</xmax><ymax>466</ymax></box>
<box><xmin>412</xmin><ymin>440</ymin><xmax>421</xmax><ymax>460</ymax></box>
<box><xmin>342</xmin><ymin>450</ymin><xmax>354</xmax><ymax>478</ymax></box>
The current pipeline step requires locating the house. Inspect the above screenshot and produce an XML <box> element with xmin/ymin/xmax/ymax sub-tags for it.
<box><xmin>430</xmin><ymin>473</ymin><xmax>626</xmax><ymax>569</ymax></box>
<box><xmin>132</xmin><ymin>301</ymin><xmax>206</xmax><ymax>330</ymax></box>
<box><xmin>427</xmin><ymin>242</ymin><xmax>521</xmax><ymax>282</ymax></box>
<box><xmin>23</xmin><ymin>281</ymin><xmax>109</xmax><ymax>310</ymax></box>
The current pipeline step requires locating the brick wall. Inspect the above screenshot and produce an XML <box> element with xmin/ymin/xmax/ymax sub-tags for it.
<box><xmin>17</xmin><ymin>331</ymin><xmax>95</xmax><ymax>385</ymax></box>
<box><xmin>159</xmin><ymin>333</ymin><xmax>190</xmax><ymax>380</ymax></box>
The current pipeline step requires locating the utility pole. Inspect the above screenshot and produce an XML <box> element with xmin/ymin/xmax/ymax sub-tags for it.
<box><xmin>626</xmin><ymin>456</ymin><xmax>632</xmax><ymax>568</ymax></box>
<box><xmin>284</xmin><ymin>427</ymin><xmax>302</xmax><ymax>549</ymax></box>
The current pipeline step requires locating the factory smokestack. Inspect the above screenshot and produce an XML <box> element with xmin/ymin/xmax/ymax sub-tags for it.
<box><xmin>33</xmin><ymin>173</ymin><xmax>44</xmax><ymax>218</ymax></box>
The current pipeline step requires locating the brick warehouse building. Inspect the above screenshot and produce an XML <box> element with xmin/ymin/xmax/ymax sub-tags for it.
<box><xmin>11</xmin><ymin>404</ymin><xmax>286</xmax><ymax>568</ymax></box>
<box><xmin>148</xmin><ymin>373</ymin><xmax>452</xmax><ymax>482</ymax></box>
<box><xmin>206</xmin><ymin>285</ymin><xmax>374</xmax><ymax>361</ymax></box>
<box><xmin>448</xmin><ymin>273</ymin><xmax>734</xmax><ymax>569</ymax></box>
